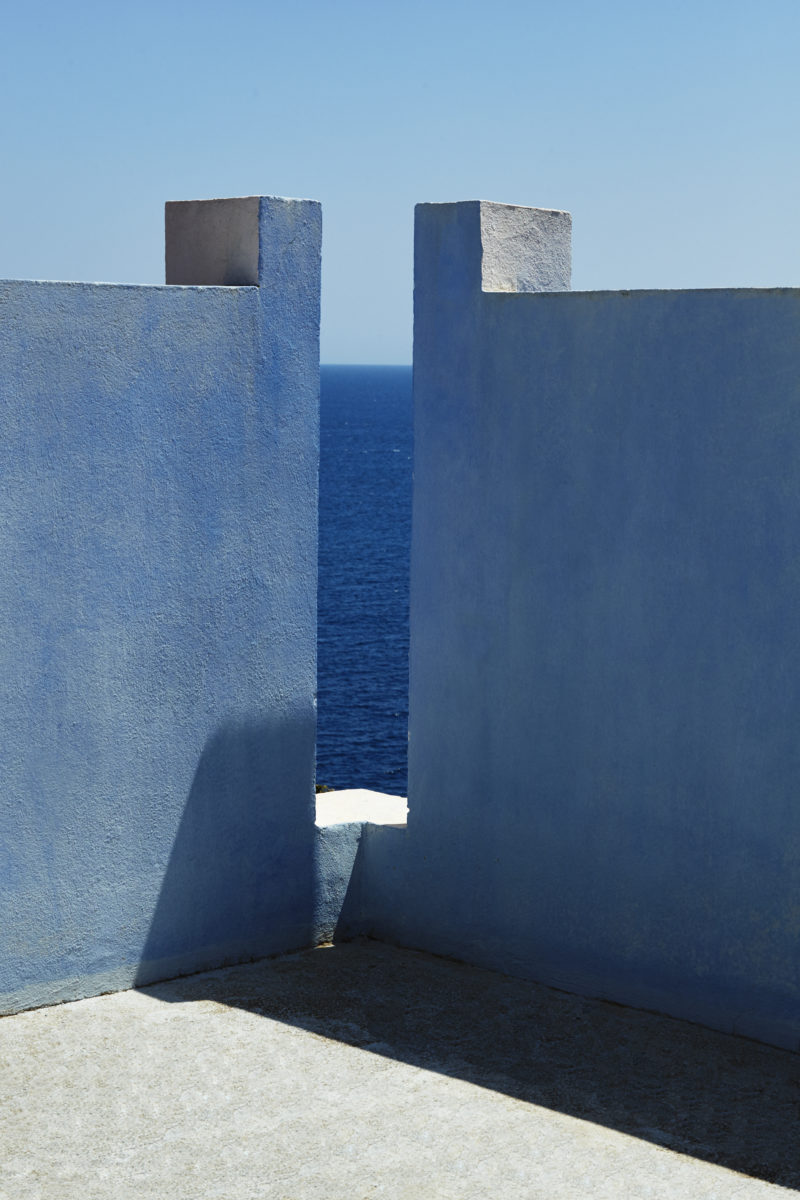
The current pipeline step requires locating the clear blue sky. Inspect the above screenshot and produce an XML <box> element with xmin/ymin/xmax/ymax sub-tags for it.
<box><xmin>1</xmin><ymin>0</ymin><xmax>797</xmax><ymax>363</ymax></box>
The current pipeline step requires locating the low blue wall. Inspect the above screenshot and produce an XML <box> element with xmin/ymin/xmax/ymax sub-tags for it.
<box><xmin>366</xmin><ymin>201</ymin><xmax>800</xmax><ymax>1051</ymax></box>
<box><xmin>0</xmin><ymin>197</ymin><xmax>321</xmax><ymax>1011</ymax></box>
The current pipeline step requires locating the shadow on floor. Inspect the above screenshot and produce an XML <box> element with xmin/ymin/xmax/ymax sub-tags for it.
<box><xmin>140</xmin><ymin>937</ymin><xmax>800</xmax><ymax>1189</ymax></box>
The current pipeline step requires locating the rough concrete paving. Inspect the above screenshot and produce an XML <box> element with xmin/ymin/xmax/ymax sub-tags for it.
<box><xmin>1</xmin><ymin>940</ymin><xmax>797</xmax><ymax>1199</ymax></box>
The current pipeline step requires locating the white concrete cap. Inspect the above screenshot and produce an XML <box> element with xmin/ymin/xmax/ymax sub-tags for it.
<box><xmin>479</xmin><ymin>202</ymin><xmax>572</xmax><ymax>293</ymax></box>
<box><xmin>414</xmin><ymin>200</ymin><xmax>572</xmax><ymax>305</ymax></box>
<box><xmin>315</xmin><ymin>789</ymin><xmax>408</xmax><ymax>827</ymax></box>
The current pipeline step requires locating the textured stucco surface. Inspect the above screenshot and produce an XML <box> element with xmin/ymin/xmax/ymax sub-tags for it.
<box><xmin>0</xmin><ymin>197</ymin><xmax>321</xmax><ymax>1012</ymax></box>
<box><xmin>480</xmin><ymin>201</ymin><xmax>571</xmax><ymax>292</ymax></box>
<box><xmin>1</xmin><ymin>941</ymin><xmax>796</xmax><ymax>1198</ymax></box>
<box><xmin>312</xmin><ymin>792</ymin><xmax>407</xmax><ymax>945</ymax></box>
<box><xmin>384</xmin><ymin>200</ymin><xmax>800</xmax><ymax>1050</ymax></box>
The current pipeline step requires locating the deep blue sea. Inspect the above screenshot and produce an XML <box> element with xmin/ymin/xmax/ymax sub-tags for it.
<box><xmin>316</xmin><ymin>364</ymin><xmax>412</xmax><ymax>796</ymax></box>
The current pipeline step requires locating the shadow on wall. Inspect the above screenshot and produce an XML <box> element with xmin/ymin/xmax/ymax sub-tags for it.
<box><xmin>134</xmin><ymin>713</ymin><xmax>316</xmax><ymax>988</ymax></box>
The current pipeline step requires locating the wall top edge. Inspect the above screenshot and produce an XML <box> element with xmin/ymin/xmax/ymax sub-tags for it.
<box><xmin>0</xmin><ymin>278</ymin><xmax>258</xmax><ymax>291</ymax></box>
<box><xmin>165</xmin><ymin>195</ymin><xmax>320</xmax><ymax>207</ymax></box>
<box><xmin>487</xmin><ymin>285</ymin><xmax>800</xmax><ymax>299</ymax></box>
<box><xmin>415</xmin><ymin>200</ymin><xmax>571</xmax><ymax>217</ymax></box>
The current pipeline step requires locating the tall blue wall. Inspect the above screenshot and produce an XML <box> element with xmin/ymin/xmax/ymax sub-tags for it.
<box><xmin>361</xmin><ymin>201</ymin><xmax>800</xmax><ymax>1051</ymax></box>
<box><xmin>0</xmin><ymin>196</ymin><xmax>321</xmax><ymax>1011</ymax></box>
<box><xmin>6</xmin><ymin>193</ymin><xmax>799</xmax><ymax>1052</ymax></box>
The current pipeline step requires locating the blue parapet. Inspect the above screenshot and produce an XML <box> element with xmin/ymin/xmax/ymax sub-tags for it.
<box><xmin>371</xmin><ymin>199</ymin><xmax>800</xmax><ymax>1052</ymax></box>
<box><xmin>0</xmin><ymin>196</ymin><xmax>321</xmax><ymax>1010</ymax></box>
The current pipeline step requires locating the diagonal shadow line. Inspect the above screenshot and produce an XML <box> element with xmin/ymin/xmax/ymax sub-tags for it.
<box><xmin>138</xmin><ymin>937</ymin><xmax>800</xmax><ymax>1190</ymax></box>
<box><xmin>132</xmin><ymin>714</ymin><xmax>317</xmax><ymax>990</ymax></box>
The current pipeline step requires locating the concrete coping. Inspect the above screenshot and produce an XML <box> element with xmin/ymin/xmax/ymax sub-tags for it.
<box><xmin>166</xmin><ymin>197</ymin><xmax>261</xmax><ymax>286</ymax></box>
<box><xmin>414</xmin><ymin>200</ymin><xmax>572</xmax><ymax>297</ymax></box>
<box><xmin>315</xmin><ymin>789</ymin><xmax>408</xmax><ymax>828</ymax></box>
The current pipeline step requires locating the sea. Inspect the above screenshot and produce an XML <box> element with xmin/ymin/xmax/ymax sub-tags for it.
<box><xmin>316</xmin><ymin>364</ymin><xmax>413</xmax><ymax>796</ymax></box>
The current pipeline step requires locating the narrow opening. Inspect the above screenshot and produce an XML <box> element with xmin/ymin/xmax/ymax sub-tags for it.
<box><xmin>315</xmin><ymin>364</ymin><xmax>412</xmax><ymax>798</ymax></box>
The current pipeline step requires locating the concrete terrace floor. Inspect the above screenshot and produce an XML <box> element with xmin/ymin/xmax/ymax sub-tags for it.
<box><xmin>1</xmin><ymin>940</ymin><xmax>798</xmax><ymax>1199</ymax></box>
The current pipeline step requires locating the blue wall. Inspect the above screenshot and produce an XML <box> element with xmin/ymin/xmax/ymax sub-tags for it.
<box><xmin>0</xmin><ymin>197</ymin><xmax>321</xmax><ymax>1011</ymax></box>
<box><xmin>5</xmin><ymin>193</ymin><xmax>799</xmax><ymax>1052</ymax></box>
<box><xmin>361</xmin><ymin>201</ymin><xmax>800</xmax><ymax>1051</ymax></box>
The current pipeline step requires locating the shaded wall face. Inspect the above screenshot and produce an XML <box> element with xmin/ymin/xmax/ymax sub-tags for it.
<box><xmin>408</xmin><ymin>202</ymin><xmax>800</xmax><ymax>1049</ymax></box>
<box><xmin>0</xmin><ymin>197</ymin><xmax>322</xmax><ymax>1009</ymax></box>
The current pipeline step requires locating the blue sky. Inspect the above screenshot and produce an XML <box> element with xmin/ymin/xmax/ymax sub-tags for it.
<box><xmin>1</xmin><ymin>0</ymin><xmax>797</xmax><ymax>362</ymax></box>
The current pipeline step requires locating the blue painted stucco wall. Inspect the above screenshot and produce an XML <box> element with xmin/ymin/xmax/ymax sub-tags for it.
<box><xmin>0</xmin><ymin>196</ymin><xmax>321</xmax><ymax>1011</ymax></box>
<box><xmin>356</xmin><ymin>201</ymin><xmax>800</xmax><ymax>1051</ymax></box>
<box><xmin>5</xmin><ymin>193</ymin><xmax>798</xmax><ymax>1052</ymax></box>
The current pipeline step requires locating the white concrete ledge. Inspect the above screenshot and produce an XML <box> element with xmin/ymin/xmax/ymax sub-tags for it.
<box><xmin>315</xmin><ymin>789</ymin><xmax>408</xmax><ymax>828</ymax></box>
